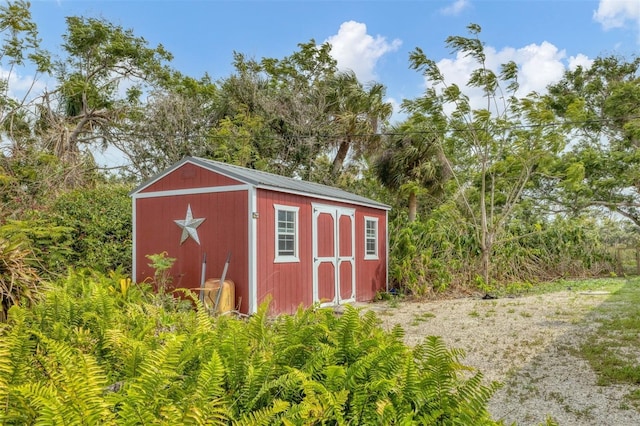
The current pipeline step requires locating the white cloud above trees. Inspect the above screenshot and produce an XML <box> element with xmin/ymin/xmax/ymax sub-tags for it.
<box><xmin>426</xmin><ymin>42</ymin><xmax>592</xmax><ymax>111</ymax></box>
<box><xmin>325</xmin><ymin>21</ymin><xmax>401</xmax><ymax>83</ymax></box>
<box><xmin>593</xmin><ymin>0</ymin><xmax>640</xmax><ymax>30</ymax></box>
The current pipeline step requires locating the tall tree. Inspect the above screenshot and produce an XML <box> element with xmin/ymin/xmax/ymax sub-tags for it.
<box><xmin>216</xmin><ymin>42</ymin><xmax>338</xmax><ymax>177</ymax></box>
<box><xmin>545</xmin><ymin>55</ymin><xmax>640</xmax><ymax>227</ymax></box>
<box><xmin>37</xmin><ymin>16</ymin><xmax>173</xmax><ymax>167</ymax></box>
<box><xmin>0</xmin><ymin>0</ymin><xmax>50</xmax><ymax>141</ymax></box>
<box><xmin>374</xmin><ymin>114</ymin><xmax>450</xmax><ymax>222</ymax></box>
<box><xmin>0</xmin><ymin>0</ymin><xmax>58</xmax><ymax>217</ymax></box>
<box><xmin>325</xmin><ymin>70</ymin><xmax>392</xmax><ymax>181</ymax></box>
<box><xmin>405</xmin><ymin>24</ymin><xmax>564</xmax><ymax>285</ymax></box>
<box><xmin>116</xmin><ymin>75</ymin><xmax>220</xmax><ymax>179</ymax></box>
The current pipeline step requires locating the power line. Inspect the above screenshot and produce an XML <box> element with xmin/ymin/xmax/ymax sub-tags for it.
<box><xmin>197</xmin><ymin>114</ymin><xmax>640</xmax><ymax>142</ymax></box>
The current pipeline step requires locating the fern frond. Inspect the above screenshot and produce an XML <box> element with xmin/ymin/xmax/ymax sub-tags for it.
<box><xmin>333</xmin><ymin>306</ymin><xmax>361</xmax><ymax>364</ymax></box>
<box><xmin>116</xmin><ymin>335</ymin><xmax>186</xmax><ymax>424</ymax></box>
<box><xmin>411</xmin><ymin>336</ymin><xmax>501</xmax><ymax>424</ymax></box>
<box><xmin>14</xmin><ymin>336</ymin><xmax>114</xmax><ymax>425</ymax></box>
<box><xmin>285</xmin><ymin>377</ymin><xmax>349</xmax><ymax>424</ymax></box>
<box><xmin>176</xmin><ymin>349</ymin><xmax>232</xmax><ymax>424</ymax></box>
<box><xmin>233</xmin><ymin>398</ymin><xmax>289</xmax><ymax>426</ymax></box>
<box><xmin>248</xmin><ymin>368</ymin><xmax>306</xmax><ymax>410</ymax></box>
<box><xmin>300</xmin><ymin>343</ymin><xmax>336</xmax><ymax>377</ymax></box>
<box><xmin>181</xmin><ymin>398</ymin><xmax>229</xmax><ymax>426</ymax></box>
<box><xmin>455</xmin><ymin>371</ymin><xmax>502</xmax><ymax>424</ymax></box>
<box><xmin>0</xmin><ymin>306</ymin><xmax>35</xmax><ymax>401</ymax></box>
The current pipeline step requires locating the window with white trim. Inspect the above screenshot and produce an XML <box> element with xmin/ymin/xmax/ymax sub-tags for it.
<box><xmin>364</xmin><ymin>217</ymin><xmax>378</xmax><ymax>259</ymax></box>
<box><xmin>274</xmin><ymin>204</ymin><xmax>299</xmax><ymax>262</ymax></box>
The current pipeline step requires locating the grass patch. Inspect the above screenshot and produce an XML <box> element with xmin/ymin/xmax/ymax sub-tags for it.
<box><xmin>527</xmin><ymin>277</ymin><xmax>626</xmax><ymax>295</ymax></box>
<box><xmin>410</xmin><ymin>311</ymin><xmax>435</xmax><ymax>326</ymax></box>
<box><xmin>484</xmin><ymin>276</ymin><xmax>626</xmax><ymax>298</ymax></box>
<box><xmin>625</xmin><ymin>388</ymin><xmax>640</xmax><ymax>410</ymax></box>
<box><xmin>576</xmin><ymin>277</ymin><xmax>640</xmax><ymax>396</ymax></box>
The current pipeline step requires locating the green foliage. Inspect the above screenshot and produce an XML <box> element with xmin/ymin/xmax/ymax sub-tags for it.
<box><xmin>49</xmin><ymin>184</ymin><xmax>132</xmax><ymax>274</ymax></box>
<box><xmin>0</xmin><ymin>218</ymin><xmax>74</xmax><ymax>276</ymax></box>
<box><xmin>145</xmin><ymin>251</ymin><xmax>176</xmax><ymax>302</ymax></box>
<box><xmin>0</xmin><ymin>269</ymin><xmax>502</xmax><ymax>424</ymax></box>
<box><xmin>1</xmin><ymin>183</ymin><xmax>132</xmax><ymax>279</ymax></box>
<box><xmin>577</xmin><ymin>279</ymin><xmax>640</xmax><ymax>391</ymax></box>
<box><xmin>405</xmin><ymin>23</ymin><xmax>569</xmax><ymax>286</ymax></box>
<box><xmin>0</xmin><ymin>0</ymin><xmax>51</xmax><ymax>139</ymax></box>
<box><xmin>0</xmin><ymin>235</ymin><xmax>42</xmax><ymax>322</ymax></box>
<box><xmin>387</xmin><ymin>203</ymin><xmax>616</xmax><ymax>295</ymax></box>
<box><xmin>545</xmin><ymin>55</ymin><xmax>640</xmax><ymax>227</ymax></box>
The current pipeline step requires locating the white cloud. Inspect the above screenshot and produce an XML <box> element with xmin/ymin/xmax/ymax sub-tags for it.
<box><xmin>514</xmin><ymin>42</ymin><xmax>567</xmax><ymax>95</ymax></box>
<box><xmin>0</xmin><ymin>67</ymin><xmax>47</xmax><ymax>102</ymax></box>
<box><xmin>426</xmin><ymin>41</ymin><xmax>589</xmax><ymax>111</ymax></box>
<box><xmin>568</xmin><ymin>53</ymin><xmax>594</xmax><ymax>71</ymax></box>
<box><xmin>593</xmin><ymin>0</ymin><xmax>640</xmax><ymax>30</ymax></box>
<box><xmin>440</xmin><ymin>0</ymin><xmax>471</xmax><ymax>16</ymax></box>
<box><xmin>326</xmin><ymin>21</ymin><xmax>401</xmax><ymax>83</ymax></box>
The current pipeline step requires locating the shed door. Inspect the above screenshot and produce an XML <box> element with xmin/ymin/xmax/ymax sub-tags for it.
<box><xmin>312</xmin><ymin>204</ymin><xmax>355</xmax><ymax>306</ymax></box>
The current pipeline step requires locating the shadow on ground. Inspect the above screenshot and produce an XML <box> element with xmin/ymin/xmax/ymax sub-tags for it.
<box><xmin>489</xmin><ymin>278</ymin><xmax>640</xmax><ymax>426</ymax></box>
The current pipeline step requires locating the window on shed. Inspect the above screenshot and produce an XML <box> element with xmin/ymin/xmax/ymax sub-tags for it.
<box><xmin>364</xmin><ymin>217</ymin><xmax>378</xmax><ymax>259</ymax></box>
<box><xmin>274</xmin><ymin>204</ymin><xmax>299</xmax><ymax>262</ymax></box>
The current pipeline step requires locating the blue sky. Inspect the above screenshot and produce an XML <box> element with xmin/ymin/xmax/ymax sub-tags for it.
<box><xmin>23</xmin><ymin>0</ymin><xmax>640</xmax><ymax>118</ymax></box>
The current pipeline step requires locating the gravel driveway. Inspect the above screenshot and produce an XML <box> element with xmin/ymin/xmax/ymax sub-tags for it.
<box><xmin>365</xmin><ymin>289</ymin><xmax>640</xmax><ymax>425</ymax></box>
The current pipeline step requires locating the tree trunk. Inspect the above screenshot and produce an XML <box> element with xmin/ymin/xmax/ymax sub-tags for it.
<box><xmin>408</xmin><ymin>191</ymin><xmax>417</xmax><ymax>222</ymax></box>
<box><xmin>331</xmin><ymin>138</ymin><xmax>351</xmax><ymax>178</ymax></box>
<box><xmin>481</xmin><ymin>241</ymin><xmax>491</xmax><ymax>287</ymax></box>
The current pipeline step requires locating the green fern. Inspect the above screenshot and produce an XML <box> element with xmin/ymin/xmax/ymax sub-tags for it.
<box><xmin>179</xmin><ymin>350</ymin><xmax>230</xmax><ymax>425</ymax></box>
<box><xmin>233</xmin><ymin>398</ymin><xmax>289</xmax><ymax>426</ymax></box>
<box><xmin>412</xmin><ymin>336</ymin><xmax>501</xmax><ymax>424</ymax></box>
<box><xmin>0</xmin><ymin>271</ymin><xmax>504</xmax><ymax>425</ymax></box>
<box><xmin>284</xmin><ymin>378</ymin><xmax>349</xmax><ymax>424</ymax></box>
<box><xmin>15</xmin><ymin>336</ymin><xmax>114</xmax><ymax>425</ymax></box>
<box><xmin>115</xmin><ymin>335</ymin><xmax>186</xmax><ymax>424</ymax></box>
<box><xmin>0</xmin><ymin>306</ymin><xmax>38</xmax><ymax>424</ymax></box>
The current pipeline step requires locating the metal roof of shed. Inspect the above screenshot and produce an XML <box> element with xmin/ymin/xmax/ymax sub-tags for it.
<box><xmin>131</xmin><ymin>156</ymin><xmax>390</xmax><ymax>210</ymax></box>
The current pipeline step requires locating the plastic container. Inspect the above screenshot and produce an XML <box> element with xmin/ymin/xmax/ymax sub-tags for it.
<box><xmin>203</xmin><ymin>278</ymin><xmax>235</xmax><ymax>314</ymax></box>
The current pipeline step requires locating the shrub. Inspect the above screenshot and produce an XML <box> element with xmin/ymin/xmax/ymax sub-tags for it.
<box><xmin>50</xmin><ymin>185</ymin><xmax>132</xmax><ymax>274</ymax></box>
<box><xmin>0</xmin><ymin>236</ymin><xmax>43</xmax><ymax>322</ymax></box>
<box><xmin>0</xmin><ymin>270</ymin><xmax>501</xmax><ymax>424</ymax></box>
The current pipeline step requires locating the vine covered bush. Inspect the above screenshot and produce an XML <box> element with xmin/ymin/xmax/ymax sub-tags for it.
<box><xmin>50</xmin><ymin>185</ymin><xmax>132</xmax><ymax>274</ymax></box>
<box><xmin>0</xmin><ymin>269</ymin><xmax>501</xmax><ymax>424</ymax></box>
<box><xmin>388</xmin><ymin>205</ymin><xmax>616</xmax><ymax>296</ymax></box>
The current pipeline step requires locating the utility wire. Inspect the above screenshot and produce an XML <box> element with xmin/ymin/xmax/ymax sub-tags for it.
<box><xmin>197</xmin><ymin>114</ymin><xmax>640</xmax><ymax>142</ymax></box>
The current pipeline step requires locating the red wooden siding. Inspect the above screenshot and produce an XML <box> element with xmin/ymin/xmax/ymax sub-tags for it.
<box><xmin>255</xmin><ymin>189</ymin><xmax>387</xmax><ymax>314</ymax></box>
<box><xmin>255</xmin><ymin>190</ymin><xmax>314</xmax><ymax>314</ymax></box>
<box><xmin>339</xmin><ymin>262</ymin><xmax>353</xmax><ymax>300</ymax></box>
<box><xmin>134</xmin><ymin>191</ymin><xmax>249</xmax><ymax>312</ymax></box>
<box><xmin>339</xmin><ymin>214</ymin><xmax>352</xmax><ymax>257</ymax></box>
<box><xmin>355</xmin><ymin>207</ymin><xmax>387</xmax><ymax>301</ymax></box>
<box><xmin>140</xmin><ymin>163</ymin><xmax>244</xmax><ymax>193</ymax></box>
<box><xmin>317</xmin><ymin>213</ymin><xmax>335</xmax><ymax>257</ymax></box>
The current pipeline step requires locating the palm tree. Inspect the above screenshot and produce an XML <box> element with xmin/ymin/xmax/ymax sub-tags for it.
<box><xmin>374</xmin><ymin>115</ymin><xmax>451</xmax><ymax>222</ymax></box>
<box><xmin>324</xmin><ymin>71</ymin><xmax>392</xmax><ymax>180</ymax></box>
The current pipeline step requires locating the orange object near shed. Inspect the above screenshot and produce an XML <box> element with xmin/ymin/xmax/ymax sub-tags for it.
<box><xmin>202</xmin><ymin>278</ymin><xmax>235</xmax><ymax>314</ymax></box>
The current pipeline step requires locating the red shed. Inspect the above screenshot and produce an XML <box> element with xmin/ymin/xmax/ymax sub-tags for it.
<box><xmin>131</xmin><ymin>157</ymin><xmax>390</xmax><ymax>315</ymax></box>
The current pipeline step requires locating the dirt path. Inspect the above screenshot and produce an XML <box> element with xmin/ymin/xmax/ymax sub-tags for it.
<box><xmin>365</xmin><ymin>290</ymin><xmax>640</xmax><ymax>425</ymax></box>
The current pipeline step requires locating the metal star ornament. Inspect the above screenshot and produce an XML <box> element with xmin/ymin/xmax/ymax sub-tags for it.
<box><xmin>174</xmin><ymin>204</ymin><xmax>206</xmax><ymax>245</ymax></box>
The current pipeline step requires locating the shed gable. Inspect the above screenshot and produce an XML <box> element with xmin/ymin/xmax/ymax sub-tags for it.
<box><xmin>139</xmin><ymin>162</ymin><xmax>244</xmax><ymax>194</ymax></box>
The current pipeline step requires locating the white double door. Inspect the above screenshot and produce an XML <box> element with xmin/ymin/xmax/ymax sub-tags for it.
<box><xmin>312</xmin><ymin>204</ymin><xmax>355</xmax><ymax>306</ymax></box>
